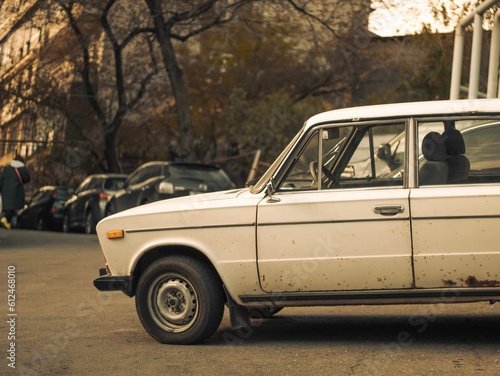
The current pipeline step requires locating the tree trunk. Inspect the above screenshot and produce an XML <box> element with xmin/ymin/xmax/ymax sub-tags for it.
<box><xmin>104</xmin><ymin>130</ymin><xmax>122</xmax><ymax>173</ymax></box>
<box><xmin>147</xmin><ymin>0</ymin><xmax>195</xmax><ymax>161</ymax></box>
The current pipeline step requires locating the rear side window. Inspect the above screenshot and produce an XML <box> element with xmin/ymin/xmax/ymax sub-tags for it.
<box><xmin>55</xmin><ymin>188</ymin><xmax>73</xmax><ymax>200</ymax></box>
<box><xmin>417</xmin><ymin>118</ymin><xmax>500</xmax><ymax>186</ymax></box>
<box><xmin>104</xmin><ymin>178</ymin><xmax>126</xmax><ymax>190</ymax></box>
<box><xmin>463</xmin><ymin>123</ymin><xmax>500</xmax><ymax>174</ymax></box>
<box><xmin>87</xmin><ymin>179</ymin><xmax>101</xmax><ymax>190</ymax></box>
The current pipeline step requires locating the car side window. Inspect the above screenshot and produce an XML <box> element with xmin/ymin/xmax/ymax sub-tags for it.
<box><xmin>30</xmin><ymin>190</ymin><xmax>44</xmax><ymax>203</ymax></box>
<box><xmin>279</xmin><ymin>131</ymin><xmax>320</xmax><ymax>191</ymax></box>
<box><xmin>75</xmin><ymin>177</ymin><xmax>91</xmax><ymax>194</ymax></box>
<box><xmin>135</xmin><ymin>166</ymin><xmax>162</xmax><ymax>184</ymax></box>
<box><xmin>279</xmin><ymin>123</ymin><xmax>406</xmax><ymax>191</ymax></box>
<box><xmin>127</xmin><ymin>170</ymin><xmax>144</xmax><ymax>186</ymax></box>
<box><xmin>418</xmin><ymin>118</ymin><xmax>500</xmax><ymax>186</ymax></box>
<box><xmin>337</xmin><ymin>123</ymin><xmax>406</xmax><ymax>188</ymax></box>
<box><xmin>463</xmin><ymin>123</ymin><xmax>500</xmax><ymax>182</ymax></box>
<box><xmin>87</xmin><ymin>179</ymin><xmax>100</xmax><ymax>190</ymax></box>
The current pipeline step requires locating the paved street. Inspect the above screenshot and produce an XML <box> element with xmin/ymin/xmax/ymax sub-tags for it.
<box><xmin>1</xmin><ymin>229</ymin><xmax>500</xmax><ymax>375</ymax></box>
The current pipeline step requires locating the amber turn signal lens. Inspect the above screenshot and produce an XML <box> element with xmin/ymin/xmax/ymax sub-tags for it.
<box><xmin>106</xmin><ymin>230</ymin><xmax>124</xmax><ymax>239</ymax></box>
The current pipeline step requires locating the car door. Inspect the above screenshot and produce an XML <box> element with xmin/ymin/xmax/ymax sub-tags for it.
<box><xmin>115</xmin><ymin>165</ymin><xmax>162</xmax><ymax>211</ymax></box>
<box><xmin>21</xmin><ymin>189</ymin><xmax>45</xmax><ymax>228</ymax></box>
<box><xmin>257</xmin><ymin>121</ymin><xmax>413</xmax><ymax>293</ymax></box>
<box><xmin>113</xmin><ymin>169</ymin><xmax>145</xmax><ymax>212</ymax></box>
<box><xmin>73</xmin><ymin>178</ymin><xmax>92</xmax><ymax>225</ymax></box>
<box><xmin>411</xmin><ymin>117</ymin><xmax>500</xmax><ymax>288</ymax></box>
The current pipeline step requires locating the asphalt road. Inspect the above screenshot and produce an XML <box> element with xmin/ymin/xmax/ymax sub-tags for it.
<box><xmin>1</xmin><ymin>229</ymin><xmax>500</xmax><ymax>376</ymax></box>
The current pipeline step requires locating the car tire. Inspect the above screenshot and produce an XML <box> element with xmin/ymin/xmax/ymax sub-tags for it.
<box><xmin>36</xmin><ymin>216</ymin><xmax>46</xmax><ymax>231</ymax></box>
<box><xmin>135</xmin><ymin>256</ymin><xmax>225</xmax><ymax>345</ymax></box>
<box><xmin>85</xmin><ymin>210</ymin><xmax>96</xmax><ymax>234</ymax></box>
<box><xmin>62</xmin><ymin>213</ymin><xmax>70</xmax><ymax>233</ymax></box>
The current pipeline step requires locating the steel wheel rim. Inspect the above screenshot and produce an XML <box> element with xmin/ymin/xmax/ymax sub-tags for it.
<box><xmin>148</xmin><ymin>274</ymin><xmax>199</xmax><ymax>333</ymax></box>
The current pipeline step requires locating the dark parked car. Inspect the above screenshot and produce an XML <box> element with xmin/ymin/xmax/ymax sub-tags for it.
<box><xmin>105</xmin><ymin>162</ymin><xmax>235</xmax><ymax>215</ymax></box>
<box><xmin>63</xmin><ymin>174</ymin><xmax>127</xmax><ymax>234</ymax></box>
<box><xmin>17</xmin><ymin>186</ymin><xmax>74</xmax><ymax>231</ymax></box>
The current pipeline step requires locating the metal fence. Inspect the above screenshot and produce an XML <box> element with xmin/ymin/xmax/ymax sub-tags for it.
<box><xmin>450</xmin><ymin>0</ymin><xmax>500</xmax><ymax>99</ymax></box>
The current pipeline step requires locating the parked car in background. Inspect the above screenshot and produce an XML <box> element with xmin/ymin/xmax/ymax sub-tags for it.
<box><xmin>63</xmin><ymin>174</ymin><xmax>127</xmax><ymax>234</ymax></box>
<box><xmin>105</xmin><ymin>162</ymin><xmax>235</xmax><ymax>215</ymax></box>
<box><xmin>94</xmin><ymin>99</ymin><xmax>500</xmax><ymax>345</ymax></box>
<box><xmin>17</xmin><ymin>186</ymin><xmax>74</xmax><ymax>231</ymax></box>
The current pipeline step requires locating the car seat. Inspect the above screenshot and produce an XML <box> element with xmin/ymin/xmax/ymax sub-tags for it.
<box><xmin>443</xmin><ymin>129</ymin><xmax>470</xmax><ymax>184</ymax></box>
<box><xmin>419</xmin><ymin>132</ymin><xmax>448</xmax><ymax>186</ymax></box>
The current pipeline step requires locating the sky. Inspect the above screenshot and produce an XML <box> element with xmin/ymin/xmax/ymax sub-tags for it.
<box><xmin>369</xmin><ymin>0</ymin><xmax>473</xmax><ymax>36</ymax></box>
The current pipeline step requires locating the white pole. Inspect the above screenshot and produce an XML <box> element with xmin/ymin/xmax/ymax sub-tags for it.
<box><xmin>450</xmin><ymin>26</ymin><xmax>465</xmax><ymax>100</ymax></box>
<box><xmin>449</xmin><ymin>0</ymin><xmax>500</xmax><ymax>99</ymax></box>
<box><xmin>468</xmin><ymin>13</ymin><xmax>484</xmax><ymax>99</ymax></box>
<box><xmin>487</xmin><ymin>10</ymin><xmax>500</xmax><ymax>98</ymax></box>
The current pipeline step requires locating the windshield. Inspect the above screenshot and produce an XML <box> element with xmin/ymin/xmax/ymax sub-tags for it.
<box><xmin>168</xmin><ymin>165</ymin><xmax>235</xmax><ymax>192</ymax></box>
<box><xmin>250</xmin><ymin>130</ymin><xmax>303</xmax><ymax>193</ymax></box>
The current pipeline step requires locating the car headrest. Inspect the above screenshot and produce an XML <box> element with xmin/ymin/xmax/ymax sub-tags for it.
<box><xmin>443</xmin><ymin>129</ymin><xmax>466</xmax><ymax>155</ymax></box>
<box><xmin>422</xmin><ymin>132</ymin><xmax>446</xmax><ymax>161</ymax></box>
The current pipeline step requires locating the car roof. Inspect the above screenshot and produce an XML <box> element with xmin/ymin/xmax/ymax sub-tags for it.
<box><xmin>38</xmin><ymin>185</ymin><xmax>72</xmax><ymax>191</ymax></box>
<box><xmin>134</xmin><ymin>161</ymin><xmax>221</xmax><ymax>170</ymax></box>
<box><xmin>86</xmin><ymin>173</ymin><xmax>128</xmax><ymax>179</ymax></box>
<box><xmin>305</xmin><ymin>99</ymin><xmax>500</xmax><ymax>129</ymax></box>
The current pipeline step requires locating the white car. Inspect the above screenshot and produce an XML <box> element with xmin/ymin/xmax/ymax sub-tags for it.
<box><xmin>94</xmin><ymin>99</ymin><xmax>500</xmax><ymax>344</ymax></box>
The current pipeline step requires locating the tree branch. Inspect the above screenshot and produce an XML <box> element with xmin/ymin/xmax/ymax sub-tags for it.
<box><xmin>55</xmin><ymin>0</ymin><xmax>108</xmax><ymax>129</ymax></box>
<box><xmin>170</xmin><ymin>1</ymin><xmax>250</xmax><ymax>42</ymax></box>
<box><xmin>285</xmin><ymin>0</ymin><xmax>340</xmax><ymax>39</ymax></box>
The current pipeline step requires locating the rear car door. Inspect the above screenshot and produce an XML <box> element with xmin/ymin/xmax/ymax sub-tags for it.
<box><xmin>411</xmin><ymin>117</ymin><xmax>500</xmax><ymax>288</ymax></box>
<box><xmin>257</xmin><ymin>121</ymin><xmax>413</xmax><ymax>293</ymax></box>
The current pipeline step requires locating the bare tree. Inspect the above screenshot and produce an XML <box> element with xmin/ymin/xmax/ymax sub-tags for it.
<box><xmin>54</xmin><ymin>0</ymin><xmax>159</xmax><ymax>172</ymax></box>
<box><xmin>144</xmin><ymin>0</ymin><xmax>265</xmax><ymax>161</ymax></box>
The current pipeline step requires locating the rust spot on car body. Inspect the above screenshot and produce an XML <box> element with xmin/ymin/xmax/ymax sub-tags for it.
<box><xmin>443</xmin><ymin>279</ymin><xmax>457</xmax><ymax>287</ymax></box>
<box><xmin>464</xmin><ymin>276</ymin><xmax>500</xmax><ymax>287</ymax></box>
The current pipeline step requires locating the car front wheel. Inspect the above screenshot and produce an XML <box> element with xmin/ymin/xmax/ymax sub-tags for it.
<box><xmin>135</xmin><ymin>256</ymin><xmax>225</xmax><ymax>345</ymax></box>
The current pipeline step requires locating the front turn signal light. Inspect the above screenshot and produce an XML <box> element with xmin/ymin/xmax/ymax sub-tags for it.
<box><xmin>106</xmin><ymin>230</ymin><xmax>124</xmax><ymax>239</ymax></box>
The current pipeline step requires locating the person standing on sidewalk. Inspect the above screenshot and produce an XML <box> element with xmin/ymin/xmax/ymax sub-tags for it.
<box><xmin>0</xmin><ymin>155</ymin><xmax>30</xmax><ymax>229</ymax></box>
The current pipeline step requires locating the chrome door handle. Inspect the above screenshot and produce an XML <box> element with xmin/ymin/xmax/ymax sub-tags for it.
<box><xmin>373</xmin><ymin>205</ymin><xmax>404</xmax><ymax>215</ymax></box>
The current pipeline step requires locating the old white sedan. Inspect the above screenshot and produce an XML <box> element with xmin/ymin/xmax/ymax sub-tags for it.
<box><xmin>94</xmin><ymin>99</ymin><xmax>500</xmax><ymax>344</ymax></box>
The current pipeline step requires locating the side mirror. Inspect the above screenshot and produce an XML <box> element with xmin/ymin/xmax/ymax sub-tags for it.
<box><xmin>265</xmin><ymin>179</ymin><xmax>275</xmax><ymax>197</ymax></box>
<box><xmin>158</xmin><ymin>181</ymin><xmax>175</xmax><ymax>195</ymax></box>
<box><xmin>265</xmin><ymin>179</ymin><xmax>280</xmax><ymax>203</ymax></box>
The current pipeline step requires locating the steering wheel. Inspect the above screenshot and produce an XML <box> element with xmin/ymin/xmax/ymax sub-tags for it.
<box><xmin>309</xmin><ymin>161</ymin><xmax>340</xmax><ymax>188</ymax></box>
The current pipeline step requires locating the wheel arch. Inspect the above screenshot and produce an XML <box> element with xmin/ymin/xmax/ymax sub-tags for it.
<box><xmin>130</xmin><ymin>245</ymin><xmax>225</xmax><ymax>299</ymax></box>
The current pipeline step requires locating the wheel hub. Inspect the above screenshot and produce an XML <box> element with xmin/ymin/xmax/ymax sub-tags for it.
<box><xmin>156</xmin><ymin>278</ymin><xmax>196</xmax><ymax>326</ymax></box>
